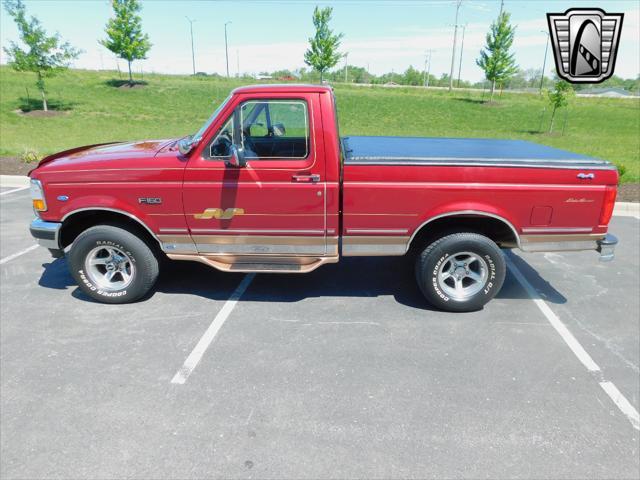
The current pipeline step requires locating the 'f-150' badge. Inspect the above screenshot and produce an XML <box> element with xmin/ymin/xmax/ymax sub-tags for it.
<box><xmin>194</xmin><ymin>208</ymin><xmax>245</xmax><ymax>220</ymax></box>
<box><xmin>138</xmin><ymin>197</ymin><xmax>162</xmax><ymax>204</ymax></box>
<box><xmin>546</xmin><ymin>8</ymin><xmax>623</xmax><ymax>83</ymax></box>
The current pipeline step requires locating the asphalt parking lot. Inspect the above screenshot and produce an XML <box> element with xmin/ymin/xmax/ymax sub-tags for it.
<box><xmin>1</xmin><ymin>185</ymin><xmax>639</xmax><ymax>479</ymax></box>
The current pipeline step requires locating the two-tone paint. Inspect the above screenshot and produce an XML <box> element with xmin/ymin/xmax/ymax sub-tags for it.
<box><xmin>29</xmin><ymin>84</ymin><xmax>618</xmax><ymax>272</ymax></box>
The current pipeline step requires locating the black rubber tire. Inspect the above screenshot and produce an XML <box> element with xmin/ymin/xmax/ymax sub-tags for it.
<box><xmin>415</xmin><ymin>232</ymin><xmax>506</xmax><ymax>312</ymax></box>
<box><xmin>68</xmin><ymin>225</ymin><xmax>159</xmax><ymax>304</ymax></box>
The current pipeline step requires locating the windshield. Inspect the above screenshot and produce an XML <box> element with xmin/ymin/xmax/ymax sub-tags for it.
<box><xmin>192</xmin><ymin>95</ymin><xmax>232</xmax><ymax>142</ymax></box>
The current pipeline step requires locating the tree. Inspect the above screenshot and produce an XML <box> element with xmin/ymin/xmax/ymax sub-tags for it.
<box><xmin>403</xmin><ymin>66</ymin><xmax>422</xmax><ymax>86</ymax></box>
<box><xmin>3</xmin><ymin>0</ymin><xmax>80</xmax><ymax>111</ymax></box>
<box><xmin>476</xmin><ymin>11</ymin><xmax>518</xmax><ymax>101</ymax></box>
<box><xmin>437</xmin><ymin>73</ymin><xmax>451</xmax><ymax>88</ymax></box>
<box><xmin>101</xmin><ymin>0</ymin><xmax>151</xmax><ymax>85</ymax></box>
<box><xmin>547</xmin><ymin>80</ymin><xmax>573</xmax><ymax>133</ymax></box>
<box><xmin>304</xmin><ymin>6</ymin><xmax>343</xmax><ymax>82</ymax></box>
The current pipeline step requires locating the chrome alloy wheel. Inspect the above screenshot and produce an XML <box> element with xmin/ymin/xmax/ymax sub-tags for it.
<box><xmin>84</xmin><ymin>245</ymin><xmax>135</xmax><ymax>291</ymax></box>
<box><xmin>437</xmin><ymin>251</ymin><xmax>488</xmax><ymax>301</ymax></box>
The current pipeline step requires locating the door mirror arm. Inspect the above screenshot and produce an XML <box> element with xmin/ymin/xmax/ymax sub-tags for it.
<box><xmin>227</xmin><ymin>144</ymin><xmax>247</xmax><ymax>168</ymax></box>
<box><xmin>178</xmin><ymin>136</ymin><xmax>196</xmax><ymax>156</ymax></box>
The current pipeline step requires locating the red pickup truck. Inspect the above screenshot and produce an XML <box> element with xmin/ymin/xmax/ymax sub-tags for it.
<box><xmin>28</xmin><ymin>84</ymin><xmax>618</xmax><ymax>311</ymax></box>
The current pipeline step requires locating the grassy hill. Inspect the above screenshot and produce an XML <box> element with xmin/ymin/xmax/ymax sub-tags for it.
<box><xmin>0</xmin><ymin>67</ymin><xmax>638</xmax><ymax>183</ymax></box>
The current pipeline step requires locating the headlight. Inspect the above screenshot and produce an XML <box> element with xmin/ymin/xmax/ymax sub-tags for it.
<box><xmin>30</xmin><ymin>178</ymin><xmax>47</xmax><ymax>214</ymax></box>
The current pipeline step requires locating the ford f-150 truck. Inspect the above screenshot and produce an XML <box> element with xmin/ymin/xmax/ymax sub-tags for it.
<box><xmin>28</xmin><ymin>84</ymin><xmax>618</xmax><ymax>311</ymax></box>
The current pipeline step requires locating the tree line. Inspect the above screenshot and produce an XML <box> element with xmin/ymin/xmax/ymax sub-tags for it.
<box><xmin>264</xmin><ymin>64</ymin><xmax>638</xmax><ymax>94</ymax></box>
<box><xmin>301</xmin><ymin>7</ymin><xmax>638</xmax><ymax>95</ymax></box>
<box><xmin>3</xmin><ymin>0</ymin><xmax>638</xmax><ymax>114</ymax></box>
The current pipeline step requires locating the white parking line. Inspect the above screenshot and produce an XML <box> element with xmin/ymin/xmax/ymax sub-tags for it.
<box><xmin>0</xmin><ymin>245</ymin><xmax>39</xmax><ymax>265</ymax></box>
<box><xmin>506</xmin><ymin>255</ymin><xmax>640</xmax><ymax>431</ymax></box>
<box><xmin>171</xmin><ymin>273</ymin><xmax>256</xmax><ymax>385</ymax></box>
<box><xmin>0</xmin><ymin>186</ymin><xmax>29</xmax><ymax>196</ymax></box>
<box><xmin>507</xmin><ymin>257</ymin><xmax>600</xmax><ymax>372</ymax></box>
<box><xmin>600</xmin><ymin>381</ymin><xmax>640</xmax><ymax>430</ymax></box>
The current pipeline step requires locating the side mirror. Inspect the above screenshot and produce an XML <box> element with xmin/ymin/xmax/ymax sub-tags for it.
<box><xmin>272</xmin><ymin>122</ymin><xmax>286</xmax><ymax>137</ymax></box>
<box><xmin>177</xmin><ymin>137</ymin><xmax>192</xmax><ymax>155</ymax></box>
<box><xmin>228</xmin><ymin>144</ymin><xmax>247</xmax><ymax>168</ymax></box>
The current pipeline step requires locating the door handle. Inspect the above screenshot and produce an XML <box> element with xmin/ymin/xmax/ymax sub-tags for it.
<box><xmin>577</xmin><ymin>173</ymin><xmax>595</xmax><ymax>179</ymax></box>
<box><xmin>292</xmin><ymin>174</ymin><xmax>321</xmax><ymax>183</ymax></box>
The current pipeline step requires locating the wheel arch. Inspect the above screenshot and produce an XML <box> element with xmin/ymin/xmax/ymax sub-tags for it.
<box><xmin>60</xmin><ymin>208</ymin><xmax>162</xmax><ymax>251</ymax></box>
<box><xmin>408</xmin><ymin>210</ymin><xmax>521</xmax><ymax>252</ymax></box>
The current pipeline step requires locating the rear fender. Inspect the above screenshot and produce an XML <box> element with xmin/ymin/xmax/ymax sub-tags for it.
<box><xmin>410</xmin><ymin>203</ymin><xmax>521</xmax><ymax>247</ymax></box>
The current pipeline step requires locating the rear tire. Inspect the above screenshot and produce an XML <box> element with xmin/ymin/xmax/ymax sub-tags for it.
<box><xmin>415</xmin><ymin>232</ymin><xmax>506</xmax><ymax>312</ymax></box>
<box><xmin>68</xmin><ymin>225</ymin><xmax>159</xmax><ymax>304</ymax></box>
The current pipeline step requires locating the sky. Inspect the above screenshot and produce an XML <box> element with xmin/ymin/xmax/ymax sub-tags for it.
<box><xmin>0</xmin><ymin>0</ymin><xmax>638</xmax><ymax>82</ymax></box>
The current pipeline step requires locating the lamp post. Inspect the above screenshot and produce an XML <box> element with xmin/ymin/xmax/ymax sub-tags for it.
<box><xmin>423</xmin><ymin>53</ymin><xmax>428</xmax><ymax>87</ymax></box>
<box><xmin>423</xmin><ymin>50</ymin><xmax>432</xmax><ymax>87</ymax></box>
<box><xmin>457</xmin><ymin>24</ymin><xmax>467</xmax><ymax>87</ymax></box>
<box><xmin>186</xmin><ymin>17</ymin><xmax>196</xmax><ymax>75</ymax></box>
<box><xmin>449</xmin><ymin>0</ymin><xmax>463</xmax><ymax>91</ymax></box>
<box><xmin>224</xmin><ymin>21</ymin><xmax>231</xmax><ymax>78</ymax></box>
<box><xmin>344</xmin><ymin>52</ymin><xmax>349</xmax><ymax>83</ymax></box>
<box><xmin>539</xmin><ymin>30</ymin><xmax>550</xmax><ymax>94</ymax></box>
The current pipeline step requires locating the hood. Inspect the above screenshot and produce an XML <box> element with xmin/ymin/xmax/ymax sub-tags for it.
<box><xmin>34</xmin><ymin>138</ymin><xmax>177</xmax><ymax>173</ymax></box>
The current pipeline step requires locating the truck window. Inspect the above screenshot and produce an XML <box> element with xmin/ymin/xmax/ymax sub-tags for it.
<box><xmin>208</xmin><ymin>116</ymin><xmax>234</xmax><ymax>158</ymax></box>
<box><xmin>240</xmin><ymin>100</ymin><xmax>309</xmax><ymax>159</ymax></box>
<box><xmin>192</xmin><ymin>95</ymin><xmax>231</xmax><ymax>144</ymax></box>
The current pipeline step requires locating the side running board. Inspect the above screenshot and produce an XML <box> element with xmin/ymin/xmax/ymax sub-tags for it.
<box><xmin>165</xmin><ymin>254</ymin><xmax>339</xmax><ymax>274</ymax></box>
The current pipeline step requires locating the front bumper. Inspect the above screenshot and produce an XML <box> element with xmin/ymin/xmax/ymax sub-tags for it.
<box><xmin>597</xmin><ymin>233</ymin><xmax>618</xmax><ymax>262</ymax></box>
<box><xmin>30</xmin><ymin>218</ymin><xmax>61</xmax><ymax>250</ymax></box>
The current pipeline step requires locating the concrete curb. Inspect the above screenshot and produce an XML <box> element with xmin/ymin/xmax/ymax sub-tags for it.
<box><xmin>614</xmin><ymin>202</ymin><xmax>640</xmax><ymax>217</ymax></box>
<box><xmin>0</xmin><ymin>175</ymin><xmax>30</xmax><ymax>187</ymax></box>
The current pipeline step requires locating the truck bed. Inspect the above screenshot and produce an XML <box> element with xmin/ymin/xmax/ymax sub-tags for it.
<box><xmin>342</xmin><ymin>136</ymin><xmax>615</xmax><ymax>170</ymax></box>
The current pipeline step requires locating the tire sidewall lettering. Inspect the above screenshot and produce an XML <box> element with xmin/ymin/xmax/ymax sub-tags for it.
<box><xmin>78</xmin><ymin>269</ymin><xmax>97</xmax><ymax>291</ymax></box>
<box><xmin>430</xmin><ymin>253</ymin><xmax>450</xmax><ymax>302</ymax></box>
<box><xmin>77</xmin><ymin>268</ymin><xmax>128</xmax><ymax>297</ymax></box>
<box><xmin>483</xmin><ymin>253</ymin><xmax>496</xmax><ymax>295</ymax></box>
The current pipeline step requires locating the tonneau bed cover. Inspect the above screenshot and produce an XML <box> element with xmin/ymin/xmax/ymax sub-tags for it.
<box><xmin>342</xmin><ymin>136</ymin><xmax>615</xmax><ymax>170</ymax></box>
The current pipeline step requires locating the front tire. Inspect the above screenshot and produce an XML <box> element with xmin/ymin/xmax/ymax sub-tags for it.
<box><xmin>415</xmin><ymin>232</ymin><xmax>506</xmax><ymax>312</ymax></box>
<box><xmin>68</xmin><ymin>225</ymin><xmax>159</xmax><ymax>304</ymax></box>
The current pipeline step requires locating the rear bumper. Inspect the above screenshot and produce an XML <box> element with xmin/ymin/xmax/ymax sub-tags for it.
<box><xmin>29</xmin><ymin>219</ymin><xmax>61</xmax><ymax>250</ymax></box>
<box><xmin>597</xmin><ymin>233</ymin><xmax>618</xmax><ymax>262</ymax></box>
<box><xmin>519</xmin><ymin>232</ymin><xmax>617</xmax><ymax>261</ymax></box>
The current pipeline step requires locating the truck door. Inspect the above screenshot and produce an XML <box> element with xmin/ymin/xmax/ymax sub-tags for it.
<box><xmin>182</xmin><ymin>93</ymin><xmax>327</xmax><ymax>257</ymax></box>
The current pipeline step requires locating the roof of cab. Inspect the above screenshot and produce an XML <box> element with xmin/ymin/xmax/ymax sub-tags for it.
<box><xmin>231</xmin><ymin>84</ymin><xmax>333</xmax><ymax>94</ymax></box>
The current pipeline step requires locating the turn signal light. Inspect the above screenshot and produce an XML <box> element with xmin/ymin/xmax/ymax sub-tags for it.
<box><xmin>30</xmin><ymin>178</ymin><xmax>47</xmax><ymax>214</ymax></box>
<box><xmin>32</xmin><ymin>199</ymin><xmax>46</xmax><ymax>211</ymax></box>
<box><xmin>599</xmin><ymin>186</ymin><xmax>617</xmax><ymax>225</ymax></box>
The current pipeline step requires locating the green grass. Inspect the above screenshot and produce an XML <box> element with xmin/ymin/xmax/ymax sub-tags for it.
<box><xmin>1</xmin><ymin>67</ymin><xmax>638</xmax><ymax>182</ymax></box>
